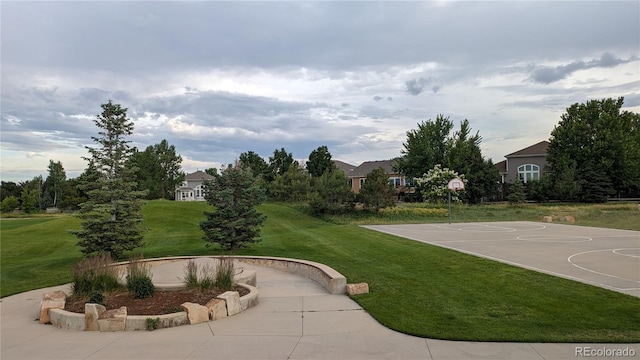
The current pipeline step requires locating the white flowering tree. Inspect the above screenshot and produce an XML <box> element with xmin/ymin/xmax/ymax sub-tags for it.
<box><xmin>415</xmin><ymin>164</ymin><xmax>467</xmax><ymax>203</ymax></box>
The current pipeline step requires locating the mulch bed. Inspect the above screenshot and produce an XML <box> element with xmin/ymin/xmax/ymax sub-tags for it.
<box><xmin>65</xmin><ymin>286</ymin><xmax>249</xmax><ymax>316</ymax></box>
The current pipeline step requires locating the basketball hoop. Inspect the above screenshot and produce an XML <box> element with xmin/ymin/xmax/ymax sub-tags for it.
<box><xmin>447</xmin><ymin>178</ymin><xmax>465</xmax><ymax>191</ymax></box>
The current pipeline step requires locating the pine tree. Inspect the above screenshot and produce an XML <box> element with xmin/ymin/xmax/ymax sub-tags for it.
<box><xmin>200</xmin><ymin>161</ymin><xmax>267</xmax><ymax>251</ymax></box>
<box><xmin>359</xmin><ymin>167</ymin><xmax>397</xmax><ymax>213</ymax></box>
<box><xmin>70</xmin><ymin>101</ymin><xmax>147</xmax><ymax>260</ymax></box>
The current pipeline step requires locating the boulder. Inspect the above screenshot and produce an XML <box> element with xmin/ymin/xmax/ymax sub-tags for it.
<box><xmin>205</xmin><ymin>298</ymin><xmax>227</xmax><ymax>320</ymax></box>
<box><xmin>217</xmin><ymin>291</ymin><xmax>241</xmax><ymax>316</ymax></box>
<box><xmin>561</xmin><ymin>215</ymin><xmax>575</xmax><ymax>223</ymax></box>
<box><xmin>98</xmin><ymin>306</ymin><xmax>127</xmax><ymax>332</ymax></box>
<box><xmin>181</xmin><ymin>302</ymin><xmax>209</xmax><ymax>325</ymax></box>
<box><xmin>543</xmin><ymin>216</ymin><xmax>553</xmax><ymax>223</ymax></box>
<box><xmin>346</xmin><ymin>283</ymin><xmax>369</xmax><ymax>295</ymax></box>
<box><xmin>39</xmin><ymin>291</ymin><xmax>67</xmax><ymax>324</ymax></box>
<box><xmin>85</xmin><ymin>303</ymin><xmax>106</xmax><ymax>331</ymax></box>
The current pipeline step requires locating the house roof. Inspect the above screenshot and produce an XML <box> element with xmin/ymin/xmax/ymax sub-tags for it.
<box><xmin>349</xmin><ymin>159</ymin><xmax>398</xmax><ymax>178</ymax></box>
<box><xmin>332</xmin><ymin>160</ymin><xmax>357</xmax><ymax>174</ymax></box>
<box><xmin>495</xmin><ymin>160</ymin><xmax>507</xmax><ymax>173</ymax></box>
<box><xmin>506</xmin><ymin>141</ymin><xmax>550</xmax><ymax>157</ymax></box>
<box><xmin>185</xmin><ymin>170</ymin><xmax>215</xmax><ymax>181</ymax></box>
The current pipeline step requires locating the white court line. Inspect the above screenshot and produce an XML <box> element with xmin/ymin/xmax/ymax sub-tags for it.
<box><xmin>613</xmin><ymin>249</ymin><xmax>640</xmax><ymax>258</ymax></box>
<box><xmin>567</xmin><ymin>248</ymin><xmax>640</xmax><ymax>284</ymax></box>
<box><xmin>516</xmin><ymin>235</ymin><xmax>592</xmax><ymax>243</ymax></box>
<box><xmin>429</xmin><ymin>223</ymin><xmax>547</xmax><ymax>232</ymax></box>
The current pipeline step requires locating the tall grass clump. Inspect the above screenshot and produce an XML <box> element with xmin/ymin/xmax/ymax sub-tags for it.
<box><xmin>126</xmin><ymin>255</ymin><xmax>155</xmax><ymax>299</ymax></box>
<box><xmin>199</xmin><ymin>263</ymin><xmax>216</xmax><ymax>290</ymax></box>
<box><xmin>215</xmin><ymin>257</ymin><xmax>235</xmax><ymax>291</ymax></box>
<box><xmin>71</xmin><ymin>253</ymin><xmax>121</xmax><ymax>297</ymax></box>
<box><xmin>183</xmin><ymin>259</ymin><xmax>199</xmax><ymax>289</ymax></box>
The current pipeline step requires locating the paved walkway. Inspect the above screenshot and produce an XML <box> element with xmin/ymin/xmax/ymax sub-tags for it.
<box><xmin>1</xmin><ymin>261</ymin><xmax>637</xmax><ymax>359</ymax></box>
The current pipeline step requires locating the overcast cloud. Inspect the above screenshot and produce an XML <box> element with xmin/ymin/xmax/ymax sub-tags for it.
<box><xmin>1</xmin><ymin>1</ymin><xmax>639</xmax><ymax>182</ymax></box>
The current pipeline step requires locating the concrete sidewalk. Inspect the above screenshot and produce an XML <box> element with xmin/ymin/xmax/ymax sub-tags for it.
<box><xmin>1</xmin><ymin>262</ymin><xmax>637</xmax><ymax>360</ymax></box>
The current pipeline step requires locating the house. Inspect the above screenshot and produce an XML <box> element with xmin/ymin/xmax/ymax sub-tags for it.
<box><xmin>332</xmin><ymin>160</ymin><xmax>357</xmax><ymax>175</ymax></box>
<box><xmin>495</xmin><ymin>141</ymin><xmax>549</xmax><ymax>184</ymax></box>
<box><xmin>175</xmin><ymin>170</ymin><xmax>215</xmax><ymax>201</ymax></box>
<box><xmin>341</xmin><ymin>159</ymin><xmax>407</xmax><ymax>194</ymax></box>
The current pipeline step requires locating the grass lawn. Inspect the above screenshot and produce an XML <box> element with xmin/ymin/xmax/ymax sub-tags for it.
<box><xmin>1</xmin><ymin>200</ymin><xmax>639</xmax><ymax>342</ymax></box>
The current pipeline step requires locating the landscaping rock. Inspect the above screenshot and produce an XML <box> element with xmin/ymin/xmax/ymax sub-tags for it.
<box><xmin>346</xmin><ymin>283</ymin><xmax>369</xmax><ymax>295</ymax></box>
<box><xmin>205</xmin><ymin>298</ymin><xmax>228</xmax><ymax>320</ymax></box>
<box><xmin>217</xmin><ymin>291</ymin><xmax>242</xmax><ymax>316</ymax></box>
<box><xmin>85</xmin><ymin>303</ymin><xmax>106</xmax><ymax>331</ymax></box>
<box><xmin>181</xmin><ymin>302</ymin><xmax>209</xmax><ymax>324</ymax></box>
<box><xmin>98</xmin><ymin>306</ymin><xmax>127</xmax><ymax>331</ymax></box>
<box><xmin>543</xmin><ymin>216</ymin><xmax>553</xmax><ymax>223</ymax></box>
<box><xmin>39</xmin><ymin>291</ymin><xmax>67</xmax><ymax>324</ymax></box>
<box><xmin>561</xmin><ymin>215</ymin><xmax>575</xmax><ymax>223</ymax></box>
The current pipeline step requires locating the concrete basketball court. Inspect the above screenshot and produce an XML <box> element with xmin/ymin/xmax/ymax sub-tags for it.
<box><xmin>363</xmin><ymin>221</ymin><xmax>640</xmax><ymax>298</ymax></box>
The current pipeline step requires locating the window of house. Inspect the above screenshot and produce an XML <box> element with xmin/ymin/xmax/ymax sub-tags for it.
<box><xmin>359</xmin><ymin>178</ymin><xmax>366</xmax><ymax>187</ymax></box>
<box><xmin>388</xmin><ymin>177</ymin><xmax>402</xmax><ymax>187</ymax></box>
<box><xmin>195</xmin><ymin>185</ymin><xmax>202</xmax><ymax>198</ymax></box>
<box><xmin>517</xmin><ymin>164</ymin><xmax>540</xmax><ymax>183</ymax></box>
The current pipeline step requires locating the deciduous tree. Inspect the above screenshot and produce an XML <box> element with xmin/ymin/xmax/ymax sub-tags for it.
<box><xmin>46</xmin><ymin>160</ymin><xmax>66</xmax><ymax>207</ymax></box>
<box><xmin>547</xmin><ymin>97</ymin><xmax>640</xmax><ymax>201</ymax></box>
<box><xmin>131</xmin><ymin>139</ymin><xmax>184</xmax><ymax>199</ymax></box>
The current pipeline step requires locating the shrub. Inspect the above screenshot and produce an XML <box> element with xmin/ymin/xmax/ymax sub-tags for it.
<box><xmin>1</xmin><ymin>196</ymin><xmax>19</xmax><ymax>213</ymax></box>
<box><xmin>126</xmin><ymin>255</ymin><xmax>155</xmax><ymax>299</ymax></box>
<box><xmin>215</xmin><ymin>257</ymin><xmax>235</xmax><ymax>291</ymax></box>
<box><xmin>128</xmin><ymin>275</ymin><xmax>155</xmax><ymax>299</ymax></box>
<box><xmin>71</xmin><ymin>253</ymin><xmax>121</xmax><ymax>297</ymax></box>
<box><xmin>146</xmin><ymin>317</ymin><xmax>160</xmax><ymax>331</ymax></box>
<box><xmin>88</xmin><ymin>291</ymin><xmax>105</xmax><ymax>305</ymax></box>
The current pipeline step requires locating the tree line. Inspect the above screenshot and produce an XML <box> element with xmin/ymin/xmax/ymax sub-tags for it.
<box><xmin>2</xmin><ymin>96</ymin><xmax>638</xmax><ymax>216</ymax></box>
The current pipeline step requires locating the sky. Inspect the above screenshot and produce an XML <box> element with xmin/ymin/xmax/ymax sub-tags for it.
<box><xmin>2</xmin><ymin>1</ymin><xmax>639</xmax><ymax>183</ymax></box>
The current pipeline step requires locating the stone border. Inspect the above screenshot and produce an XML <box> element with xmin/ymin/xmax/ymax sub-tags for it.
<box><xmin>231</xmin><ymin>256</ymin><xmax>347</xmax><ymax>295</ymax></box>
<box><xmin>114</xmin><ymin>255</ymin><xmax>346</xmax><ymax>295</ymax></box>
<box><xmin>46</xmin><ymin>282</ymin><xmax>258</xmax><ymax>332</ymax></box>
<box><xmin>42</xmin><ymin>255</ymin><xmax>349</xmax><ymax>331</ymax></box>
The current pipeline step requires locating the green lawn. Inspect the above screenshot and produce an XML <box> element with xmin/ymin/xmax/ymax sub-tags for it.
<box><xmin>1</xmin><ymin>200</ymin><xmax>639</xmax><ymax>342</ymax></box>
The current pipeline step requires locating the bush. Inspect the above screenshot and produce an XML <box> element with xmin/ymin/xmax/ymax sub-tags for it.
<box><xmin>88</xmin><ymin>291</ymin><xmax>105</xmax><ymax>305</ymax></box>
<box><xmin>126</xmin><ymin>255</ymin><xmax>155</xmax><ymax>299</ymax></box>
<box><xmin>71</xmin><ymin>253</ymin><xmax>121</xmax><ymax>296</ymax></box>
<box><xmin>1</xmin><ymin>196</ymin><xmax>19</xmax><ymax>213</ymax></box>
<box><xmin>127</xmin><ymin>275</ymin><xmax>155</xmax><ymax>299</ymax></box>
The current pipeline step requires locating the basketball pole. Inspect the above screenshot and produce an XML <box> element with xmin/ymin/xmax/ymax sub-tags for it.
<box><xmin>448</xmin><ymin>190</ymin><xmax>452</xmax><ymax>224</ymax></box>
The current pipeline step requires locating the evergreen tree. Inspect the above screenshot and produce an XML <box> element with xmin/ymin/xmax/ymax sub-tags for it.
<box><xmin>359</xmin><ymin>167</ymin><xmax>396</xmax><ymax>213</ymax></box>
<box><xmin>306</xmin><ymin>145</ymin><xmax>334</xmax><ymax>178</ymax></box>
<box><xmin>200</xmin><ymin>161</ymin><xmax>267</xmax><ymax>251</ymax></box>
<box><xmin>266</xmin><ymin>148</ymin><xmax>296</xmax><ymax>183</ymax></box>
<box><xmin>70</xmin><ymin>101</ymin><xmax>147</xmax><ymax>260</ymax></box>
<box><xmin>239</xmin><ymin>150</ymin><xmax>269</xmax><ymax>179</ymax></box>
<box><xmin>507</xmin><ymin>180</ymin><xmax>526</xmax><ymax>205</ymax></box>
<box><xmin>269</xmin><ymin>162</ymin><xmax>310</xmax><ymax>201</ymax></box>
<box><xmin>309</xmin><ymin>168</ymin><xmax>354</xmax><ymax>214</ymax></box>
